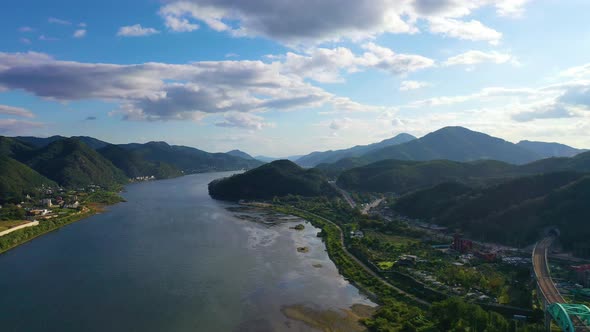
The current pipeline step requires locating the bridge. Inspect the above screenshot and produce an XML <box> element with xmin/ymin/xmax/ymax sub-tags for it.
<box><xmin>533</xmin><ymin>236</ymin><xmax>590</xmax><ymax>331</ymax></box>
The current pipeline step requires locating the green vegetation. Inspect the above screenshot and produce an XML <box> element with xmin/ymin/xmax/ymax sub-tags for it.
<box><xmin>18</xmin><ymin>138</ymin><xmax>128</xmax><ymax>188</ymax></box>
<box><xmin>208</xmin><ymin>160</ymin><xmax>335</xmax><ymax>201</ymax></box>
<box><xmin>0</xmin><ymin>204</ymin><xmax>26</xmax><ymax>221</ymax></box>
<box><xmin>119</xmin><ymin>141</ymin><xmax>263</xmax><ymax>173</ymax></box>
<box><xmin>98</xmin><ymin>144</ymin><xmax>182</xmax><ymax>179</ymax></box>
<box><xmin>394</xmin><ymin>172</ymin><xmax>590</xmax><ymax>252</ymax></box>
<box><xmin>0</xmin><ymin>156</ymin><xmax>56</xmax><ymax>202</ymax></box>
<box><xmin>86</xmin><ymin>190</ymin><xmax>126</xmax><ymax>205</ymax></box>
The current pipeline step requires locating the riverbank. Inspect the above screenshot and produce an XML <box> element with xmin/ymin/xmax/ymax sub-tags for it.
<box><xmin>0</xmin><ymin>199</ymin><xmax>121</xmax><ymax>256</ymax></box>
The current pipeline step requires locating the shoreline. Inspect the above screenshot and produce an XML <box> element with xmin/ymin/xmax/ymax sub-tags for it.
<box><xmin>0</xmin><ymin>202</ymin><xmax>116</xmax><ymax>256</ymax></box>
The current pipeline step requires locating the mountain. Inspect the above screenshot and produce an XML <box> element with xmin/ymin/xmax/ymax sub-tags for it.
<box><xmin>20</xmin><ymin>138</ymin><xmax>127</xmax><ymax>188</ymax></box>
<box><xmin>337</xmin><ymin>159</ymin><xmax>514</xmax><ymax>194</ymax></box>
<box><xmin>255</xmin><ymin>155</ymin><xmax>303</xmax><ymax>163</ymax></box>
<box><xmin>98</xmin><ymin>144</ymin><xmax>182</xmax><ymax>179</ymax></box>
<box><xmin>0</xmin><ymin>156</ymin><xmax>56</xmax><ymax>202</ymax></box>
<box><xmin>295</xmin><ymin>133</ymin><xmax>417</xmax><ymax>167</ymax></box>
<box><xmin>0</xmin><ymin>136</ymin><xmax>35</xmax><ymax>157</ymax></box>
<box><xmin>208</xmin><ymin>160</ymin><xmax>334</xmax><ymax>201</ymax></box>
<box><xmin>517</xmin><ymin>140</ymin><xmax>585</xmax><ymax>158</ymax></box>
<box><xmin>393</xmin><ymin>172</ymin><xmax>590</xmax><ymax>252</ymax></box>
<box><xmin>361</xmin><ymin>127</ymin><xmax>540</xmax><ymax>165</ymax></box>
<box><xmin>119</xmin><ymin>141</ymin><xmax>263</xmax><ymax>173</ymax></box>
<box><xmin>15</xmin><ymin>135</ymin><xmax>110</xmax><ymax>150</ymax></box>
<box><xmin>226</xmin><ymin>149</ymin><xmax>255</xmax><ymax>160</ymax></box>
<box><xmin>334</xmin><ymin>150</ymin><xmax>590</xmax><ymax>194</ymax></box>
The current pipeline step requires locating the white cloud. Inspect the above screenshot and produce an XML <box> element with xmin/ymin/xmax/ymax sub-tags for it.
<box><xmin>400</xmin><ymin>80</ymin><xmax>430</xmax><ymax>91</ymax></box>
<box><xmin>73</xmin><ymin>29</ymin><xmax>87</xmax><ymax>38</ymax></box>
<box><xmin>560</xmin><ymin>63</ymin><xmax>590</xmax><ymax>79</ymax></box>
<box><xmin>156</xmin><ymin>0</ymin><xmax>525</xmax><ymax>46</ymax></box>
<box><xmin>329</xmin><ymin>117</ymin><xmax>353</xmax><ymax>130</ymax></box>
<box><xmin>444</xmin><ymin>50</ymin><xmax>518</xmax><ymax>66</ymax></box>
<box><xmin>215</xmin><ymin>112</ymin><xmax>273</xmax><ymax>130</ymax></box>
<box><xmin>428</xmin><ymin>18</ymin><xmax>502</xmax><ymax>45</ymax></box>
<box><xmin>39</xmin><ymin>35</ymin><xmax>58</xmax><ymax>41</ymax></box>
<box><xmin>20</xmin><ymin>38</ymin><xmax>31</xmax><ymax>45</ymax></box>
<box><xmin>0</xmin><ymin>104</ymin><xmax>34</xmax><ymax>118</ymax></box>
<box><xmin>0</xmin><ymin>119</ymin><xmax>44</xmax><ymax>135</ymax></box>
<box><xmin>48</xmin><ymin>17</ymin><xmax>71</xmax><ymax>25</ymax></box>
<box><xmin>0</xmin><ymin>51</ymin><xmax>385</xmax><ymax>122</ymax></box>
<box><xmin>117</xmin><ymin>24</ymin><xmax>161</xmax><ymax>37</ymax></box>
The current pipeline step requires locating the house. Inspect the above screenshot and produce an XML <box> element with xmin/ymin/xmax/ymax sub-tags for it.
<box><xmin>40</xmin><ymin>198</ymin><xmax>53</xmax><ymax>207</ymax></box>
<box><xmin>350</xmin><ymin>230</ymin><xmax>364</xmax><ymax>239</ymax></box>
<box><xmin>64</xmin><ymin>201</ymin><xmax>80</xmax><ymax>209</ymax></box>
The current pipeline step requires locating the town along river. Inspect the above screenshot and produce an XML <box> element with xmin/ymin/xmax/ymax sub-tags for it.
<box><xmin>0</xmin><ymin>171</ymin><xmax>375</xmax><ymax>331</ymax></box>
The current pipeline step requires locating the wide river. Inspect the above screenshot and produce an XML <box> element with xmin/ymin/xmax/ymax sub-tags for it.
<box><xmin>0</xmin><ymin>172</ymin><xmax>374</xmax><ymax>331</ymax></box>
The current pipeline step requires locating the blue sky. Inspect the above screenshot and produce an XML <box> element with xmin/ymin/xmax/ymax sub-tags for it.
<box><xmin>1</xmin><ymin>0</ymin><xmax>590</xmax><ymax>156</ymax></box>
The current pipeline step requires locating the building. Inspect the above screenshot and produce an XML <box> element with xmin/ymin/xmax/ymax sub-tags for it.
<box><xmin>452</xmin><ymin>234</ymin><xmax>473</xmax><ymax>253</ymax></box>
<box><xmin>40</xmin><ymin>198</ymin><xmax>53</xmax><ymax>207</ymax></box>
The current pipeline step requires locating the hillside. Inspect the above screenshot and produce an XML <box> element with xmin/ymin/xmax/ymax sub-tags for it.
<box><xmin>337</xmin><ymin>159</ymin><xmax>515</xmax><ymax>193</ymax></box>
<box><xmin>0</xmin><ymin>136</ymin><xmax>35</xmax><ymax>157</ymax></box>
<box><xmin>393</xmin><ymin>172</ymin><xmax>589</xmax><ymax>250</ymax></box>
<box><xmin>120</xmin><ymin>141</ymin><xmax>263</xmax><ymax>173</ymax></box>
<box><xmin>517</xmin><ymin>140</ymin><xmax>585</xmax><ymax>158</ymax></box>
<box><xmin>21</xmin><ymin>138</ymin><xmax>127</xmax><ymax>188</ymax></box>
<box><xmin>208</xmin><ymin>160</ymin><xmax>334</xmax><ymax>201</ymax></box>
<box><xmin>15</xmin><ymin>135</ymin><xmax>109</xmax><ymax>150</ymax></box>
<box><xmin>0</xmin><ymin>156</ymin><xmax>56</xmax><ymax>202</ymax></box>
<box><xmin>98</xmin><ymin>145</ymin><xmax>182</xmax><ymax>179</ymax></box>
<box><xmin>226</xmin><ymin>149</ymin><xmax>255</xmax><ymax>160</ymax></box>
<box><xmin>295</xmin><ymin>133</ymin><xmax>416</xmax><ymax>167</ymax></box>
<box><xmin>361</xmin><ymin>127</ymin><xmax>540</xmax><ymax>165</ymax></box>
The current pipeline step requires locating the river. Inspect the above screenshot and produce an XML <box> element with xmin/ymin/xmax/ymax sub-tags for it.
<box><xmin>0</xmin><ymin>171</ymin><xmax>374</xmax><ymax>331</ymax></box>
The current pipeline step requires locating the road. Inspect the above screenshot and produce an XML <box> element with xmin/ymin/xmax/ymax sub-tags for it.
<box><xmin>533</xmin><ymin>236</ymin><xmax>565</xmax><ymax>304</ymax></box>
<box><xmin>361</xmin><ymin>198</ymin><xmax>385</xmax><ymax>215</ymax></box>
<box><xmin>328</xmin><ymin>181</ymin><xmax>356</xmax><ymax>209</ymax></box>
<box><xmin>290</xmin><ymin>206</ymin><xmax>431</xmax><ymax>307</ymax></box>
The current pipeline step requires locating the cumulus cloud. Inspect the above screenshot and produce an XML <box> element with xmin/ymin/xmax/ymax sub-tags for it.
<box><xmin>117</xmin><ymin>24</ymin><xmax>160</xmax><ymax>37</ymax></box>
<box><xmin>427</xmin><ymin>18</ymin><xmax>502</xmax><ymax>45</ymax></box>
<box><xmin>156</xmin><ymin>0</ymin><xmax>526</xmax><ymax>46</ymax></box>
<box><xmin>512</xmin><ymin>103</ymin><xmax>576</xmax><ymax>122</ymax></box>
<box><xmin>0</xmin><ymin>51</ymin><xmax>385</xmax><ymax>122</ymax></box>
<box><xmin>560</xmin><ymin>63</ymin><xmax>590</xmax><ymax>78</ymax></box>
<box><xmin>215</xmin><ymin>112</ymin><xmax>273</xmax><ymax>130</ymax></box>
<box><xmin>329</xmin><ymin>117</ymin><xmax>353</xmax><ymax>130</ymax></box>
<box><xmin>400</xmin><ymin>80</ymin><xmax>430</xmax><ymax>91</ymax></box>
<box><xmin>0</xmin><ymin>119</ymin><xmax>44</xmax><ymax>135</ymax></box>
<box><xmin>73</xmin><ymin>29</ymin><xmax>87</xmax><ymax>38</ymax></box>
<box><xmin>279</xmin><ymin>44</ymin><xmax>434</xmax><ymax>83</ymax></box>
<box><xmin>0</xmin><ymin>104</ymin><xmax>34</xmax><ymax>118</ymax></box>
<box><xmin>444</xmin><ymin>50</ymin><xmax>518</xmax><ymax>66</ymax></box>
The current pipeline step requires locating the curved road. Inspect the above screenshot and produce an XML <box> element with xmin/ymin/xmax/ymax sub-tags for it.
<box><xmin>533</xmin><ymin>236</ymin><xmax>564</xmax><ymax>304</ymax></box>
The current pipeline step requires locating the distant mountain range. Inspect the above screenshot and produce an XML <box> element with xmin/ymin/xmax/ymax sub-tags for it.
<box><xmin>255</xmin><ymin>155</ymin><xmax>303</xmax><ymax>163</ymax></box>
<box><xmin>295</xmin><ymin>133</ymin><xmax>417</xmax><ymax>167</ymax></box>
<box><xmin>226</xmin><ymin>149</ymin><xmax>255</xmax><ymax>160</ymax></box>
<box><xmin>516</xmin><ymin>140</ymin><xmax>586</xmax><ymax>158</ymax></box>
<box><xmin>0</xmin><ymin>135</ymin><xmax>264</xmax><ymax>202</ymax></box>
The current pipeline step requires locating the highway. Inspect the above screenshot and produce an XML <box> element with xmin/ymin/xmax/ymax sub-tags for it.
<box><xmin>328</xmin><ymin>181</ymin><xmax>356</xmax><ymax>209</ymax></box>
<box><xmin>533</xmin><ymin>236</ymin><xmax>565</xmax><ymax>304</ymax></box>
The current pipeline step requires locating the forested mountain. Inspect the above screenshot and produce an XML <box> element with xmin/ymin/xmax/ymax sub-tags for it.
<box><xmin>120</xmin><ymin>141</ymin><xmax>263</xmax><ymax>173</ymax></box>
<box><xmin>208</xmin><ymin>160</ymin><xmax>334</xmax><ymax>201</ymax></box>
<box><xmin>336</xmin><ymin>151</ymin><xmax>590</xmax><ymax>194</ymax></box>
<box><xmin>18</xmin><ymin>138</ymin><xmax>128</xmax><ymax>188</ymax></box>
<box><xmin>295</xmin><ymin>133</ymin><xmax>416</xmax><ymax>167</ymax></box>
<box><xmin>517</xmin><ymin>140</ymin><xmax>585</xmax><ymax>158</ymax></box>
<box><xmin>393</xmin><ymin>172</ymin><xmax>590</xmax><ymax>252</ymax></box>
<box><xmin>14</xmin><ymin>135</ymin><xmax>109</xmax><ymax>150</ymax></box>
<box><xmin>226</xmin><ymin>149</ymin><xmax>256</xmax><ymax>160</ymax></box>
<box><xmin>0</xmin><ymin>156</ymin><xmax>56</xmax><ymax>202</ymax></box>
<box><xmin>97</xmin><ymin>144</ymin><xmax>183</xmax><ymax>179</ymax></box>
<box><xmin>361</xmin><ymin>127</ymin><xmax>540</xmax><ymax>165</ymax></box>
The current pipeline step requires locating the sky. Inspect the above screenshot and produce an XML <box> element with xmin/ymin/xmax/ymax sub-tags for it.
<box><xmin>1</xmin><ymin>0</ymin><xmax>590</xmax><ymax>156</ymax></box>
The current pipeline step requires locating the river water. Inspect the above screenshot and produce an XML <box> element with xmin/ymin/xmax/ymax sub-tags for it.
<box><xmin>0</xmin><ymin>172</ymin><xmax>374</xmax><ymax>331</ymax></box>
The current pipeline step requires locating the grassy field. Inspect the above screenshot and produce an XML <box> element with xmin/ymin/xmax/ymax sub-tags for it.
<box><xmin>0</xmin><ymin>220</ymin><xmax>29</xmax><ymax>232</ymax></box>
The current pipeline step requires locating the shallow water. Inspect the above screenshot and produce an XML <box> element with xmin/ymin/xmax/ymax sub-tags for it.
<box><xmin>0</xmin><ymin>171</ymin><xmax>374</xmax><ymax>331</ymax></box>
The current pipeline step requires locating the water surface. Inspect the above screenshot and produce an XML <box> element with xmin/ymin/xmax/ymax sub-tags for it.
<box><xmin>0</xmin><ymin>172</ymin><xmax>374</xmax><ymax>331</ymax></box>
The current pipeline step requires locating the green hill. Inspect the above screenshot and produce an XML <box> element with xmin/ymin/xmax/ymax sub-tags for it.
<box><xmin>226</xmin><ymin>149</ymin><xmax>256</xmax><ymax>160</ymax></box>
<box><xmin>208</xmin><ymin>160</ymin><xmax>334</xmax><ymax>201</ymax></box>
<box><xmin>0</xmin><ymin>156</ymin><xmax>56</xmax><ymax>202</ymax></box>
<box><xmin>337</xmin><ymin>159</ymin><xmax>514</xmax><ymax>193</ymax></box>
<box><xmin>22</xmin><ymin>138</ymin><xmax>128</xmax><ymax>188</ymax></box>
<box><xmin>120</xmin><ymin>141</ymin><xmax>263</xmax><ymax>173</ymax></box>
<box><xmin>393</xmin><ymin>172</ymin><xmax>589</xmax><ymax>250</ymax></box>
<box><xmin>517</xmin><ymin>140</ymin><xmax>586</xmax><ymax>158</ymax></box>
<box><xmin>98</xmin><ymin>144</ymin><xmax>182</xmax><ymax>179</ymax></box>
<box><xmin>361</xmin><ymin>127</ymin><xmax>540</xmax><ymax>165</ymax></box>
<box><xmin>295</xmin><ymin>133</ymin><xmax>416</xmax><ymax>167</ymax></box>
<box><xmin>0</xmin><ymin>136</ymin><xmax>35</xmax><ymax>158</ymax></box>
